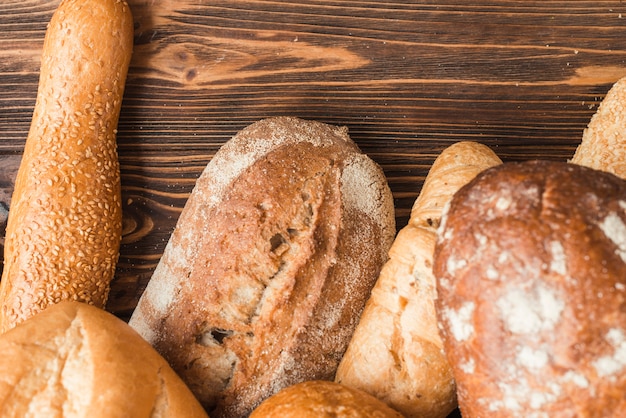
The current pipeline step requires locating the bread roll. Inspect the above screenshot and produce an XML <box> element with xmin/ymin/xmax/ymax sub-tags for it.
<box><xmin>335</xmin><ymin>141</ymin><xmax>502</xmax><ymax>418</ymax></box>
<box><xmin>433</xmin><ymin>160</ymin><xmax>626</xmax><ymax>417</ymax></box>
<box><xmin>249</xmin><ymin>380</ymin><xmax>404</xmax><ymax>418</ymax></box>
<box><xmin>0</xmin><ymin>0</ymin><xmax>133</xmax><ymax>332</ymax></box>
<box><xmin>571</xmin><ymin>76</ymin><xmax>626</xmax><ymax>179</ymax></box>
<box><xmin>129</xmin><ymin>116</ymin><xmax>396</xmax><ymax>417</ymax></box>
<box><xmin>0</xmin><ymin>301</ymin><xmax>208</xmax><ymax>417</ymax></box>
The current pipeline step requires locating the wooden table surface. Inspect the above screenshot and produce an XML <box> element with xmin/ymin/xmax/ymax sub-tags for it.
<box><xmin>1</xmin><ymin>0</ymin><xmax>626</xmax><ymax>320</ymax></box>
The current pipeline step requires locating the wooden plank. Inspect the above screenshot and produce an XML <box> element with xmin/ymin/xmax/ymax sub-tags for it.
<box><xmin>1</xmin><ymin>0</ymin><xmax>625</xmax><ymax>320</ymax></box>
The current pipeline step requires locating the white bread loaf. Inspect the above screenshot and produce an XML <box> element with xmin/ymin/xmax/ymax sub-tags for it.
<box><xmin>571</xmin><ymin>76</ymin><xmax>626</xmax><ymax>179</ymax></box>
<box><xmin>433</xmin><ymin>160</ymin><xmax>626</xmax><ymax>417</ymax></box>
<box><xmin>335</xmin><ymin>141</ymin><xmax>502</xmax><ymax>418</ymax></box>
<box><xmin>0</xmin><ymin>0</ymin><xmax>133</xmax><ymax>332</ymax></box>
<box><xmin>250</xmin><ymin>380</ymin><xmax>404</xmax><ymax>418</ymax></box>
<box><xmin>129</xmin><ymin>116</ymin><xmax>396</xmax><ymax>417</ymax></box>
<box><xmin>0</xmin><ymin>301</ymin><xmax>208</xmax><ymax>417</ymax></box>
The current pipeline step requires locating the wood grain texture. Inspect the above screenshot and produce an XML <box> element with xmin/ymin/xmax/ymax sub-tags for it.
<box><xmin>1</xmin><ymin>0</ymin><xmax>626</xmax><ymax>322</ymax></box>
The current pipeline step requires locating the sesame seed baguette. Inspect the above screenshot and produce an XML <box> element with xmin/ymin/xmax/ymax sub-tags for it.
<box><xmin>336</xmin><ymin>141</ymin><xmax>501</xmax><ymax>418</ymax></box>
<box><xmin>570</xmin><ymin>76</ymin><xmax>626</xmax><ymax>179</ymax></box>
<box><xmin>0</xmin><ymin>0</ymin><xmax>133</xmax><ymax>332</ymax></box>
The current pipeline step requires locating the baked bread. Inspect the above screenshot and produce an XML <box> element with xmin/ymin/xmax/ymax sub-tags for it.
<box><xmin>0</xmin><ymin>0</ymin><xmax>133</xmax><ymax>332</ymax></box>
<box><xmin>571</xmin><ymin>76</ymin><xmax>626</xmax><ymax>179</ymax></box>
<box><xmin>335</xmin><ymin>141</ymin><xmax>502</xmax><ymax>418</ymax></box>
<box><xmin>0</xmin><ymin>301</ymin><xmax>208</xmax><ymax>417</ymax></box>
<box><xmin>433</xmin><ymin>160</ymin><xmax>626</xmax><ymax>417</ymax></box>
<box><xmin>129</xmin><ymin>116</ymin><xmax>396</xmax><ymax>417</ymax></box>
<box><xmin>249</xmin><ymin>380</ymin><xmax>404</xmax><ymax>418</ymax></box>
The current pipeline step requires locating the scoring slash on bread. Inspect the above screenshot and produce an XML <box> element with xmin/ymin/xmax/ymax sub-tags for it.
<box><xmin>249</xmin><ymin>380</ymin><xmax>404</xmax><ymax>418</ymax></box>
<box><xmin>0</xmin><ymin>0</ymin><xmax>133</xmax><ymax>332</ymax></box>
<box><xmin>0</xmin><ymin>301</ymin><xmax>208</xmax><ymax>417</ymax></box>
<box><xmin>335</xmin><ymin>141</ymin><xmax>502</xmax><ymax>418</ymax></box>
<box><xmin>433</xmin><ymin>160</ymin><xmax>626</xmax><ymax>417</ymax></box>
<box><xmin>570</xmin><ymin>76</ymin><xmax>626</xmax><ymax>179</ymax></box>
<box><xmin>129</xmin><ymin>116</ymin><xmax>397</xmax><ymax>417</ymax></box>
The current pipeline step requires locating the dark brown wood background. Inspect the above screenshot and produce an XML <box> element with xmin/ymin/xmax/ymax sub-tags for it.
<box><xmin>1</xmin><ymin>0</ymin><xmax>626</xmax><ymax>321</ymax></box>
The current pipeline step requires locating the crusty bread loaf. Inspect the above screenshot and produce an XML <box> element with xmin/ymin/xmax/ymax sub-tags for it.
<box><xmin>409</xmin><ymin>141</ymin><xmax>503</xmax><ymax>229</ymax></box>
<box><xmin>433</xmin><ymin>160</ymin><xmax>626</xmax><ymax>417</ymax></box>
<box><xmin>335</xmin><ymin>141</ymin><xmax>502</xmax><ymax>418</ymax></box>
<box><xmin>0</xmin><ymin>301</ymin><xmax>208</xmax><ymax>417</ymax></box>
<box><xmin>571</xmin><ymin>76</ymin><xmax>626</xmax><ymax>179</ymax></box>
<box><xmin>129</xmin><ymin>116</ymin><xmax>397</xmax><ymax>417</ymax></box>
<box><xmin>0</xmin><ymin>0</ymin><xmax>133</xmax><ymax>332</ymax></box>
<box><xmin>249</xmin><ymin>380</ymin><xmax>404</xmax><ymax>418</ymax></box>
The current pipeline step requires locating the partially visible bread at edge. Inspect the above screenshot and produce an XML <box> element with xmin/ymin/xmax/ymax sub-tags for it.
<box><xmin>433</xmin><ymin>160</ymin><xmax>626</xmax><ymax>417</ymax></box>
<box><xmin>0</xmin><ymin>301</ymin><xmax>208</xmax><ymax>418</ymax></box>
<box><xmin>571</xmin><ymin>76</ymin><xmax>626</xmax><ymax>179</ymax></box>
<box><xmin>249</xmin><ymin>380</ymin><xmax>404</xmax><ymax>418</ymax></box>
<box><xmin>336</xmin><ymin>141</ymin><xmax>502</xmax><ymax>418</ymax></box>
<box><xmin>0</xmin><ymin>0</ymin><xmax>133</xmax><ymax>332</ymax></box>
<box><xmin>129</xmin><ymin>116</ymin><xmax>397</xmax><ymax>417</ymax></box>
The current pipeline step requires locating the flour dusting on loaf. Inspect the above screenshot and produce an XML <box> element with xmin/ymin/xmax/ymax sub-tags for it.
<box><xmin>433</xmin><ymin>160</ymin><xmax>626</xmax><ymax>417</ymax></box>
<box><xmin>129</xmin><ymin>117</ymin><xmax>396</xmax><ymax>417</ymax></box>
<box><xmin>200</xmin><ymin>118</ymin><xmax>354</xmax><ymax>206</ymax></box>
<box><xmin>341</xmin><ymin>153</ymin><xmax>395</xmax><ymax>232</ymax></box>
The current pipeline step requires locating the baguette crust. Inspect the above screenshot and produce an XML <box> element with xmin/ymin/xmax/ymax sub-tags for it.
<box><xmin>0</xmin><ymin>0</ymin><xmax>133</xmax><ymax>332</ymax></box>
<box><xmin>250</xmin><ymin>380</ymin><xmax>404</xmax><ymax>418</ymax></box>
<box><xmin>336</xmin><ymin>141</ymin><xmax>502</xmax><ymax>418</ymax></box>
<box><xmin>129</xmin><ymin>117</ymin><xmax>396</xmax><ymax>417</ymax></box>
<box><xmin>0</xmin><ymin>301</ymin><xmax>208</xmax><ymax>417</ymax></box>
<box><xmin>433</xmin><ymin>161</ymin><xmax>626</xmax><ymax>417</ymax></box>
<box><xmin>571</xmin><ymin>77</ymin><xmax>626</xmax><ymax>179</ymax></box>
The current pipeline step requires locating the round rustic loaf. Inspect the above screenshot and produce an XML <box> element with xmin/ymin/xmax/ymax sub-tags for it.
<box><xmin>433</xmin><ymin>160</ymin><xmax>626</xmax><ymax>417</ymax></box>
<box><xmin>249</xmin><ymin>380</ymin><xmax>404</xmax><ymax>418</ymax></box>
<box><xmin>0</xmin><ymin>301</ymin><xmax>208</xmax><ymax>417</ymax></box>
<box><xmin>129</xmin><ymin>116</ymin><xmax>396</xmax><ymax>417</ymax></box>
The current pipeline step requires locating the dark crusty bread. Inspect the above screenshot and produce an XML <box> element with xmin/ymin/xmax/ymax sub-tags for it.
<box><xmin>433</xmin><ymin>160</ymin><xmax>626</xmax><ymax>417</ymax></box>
<box><xmin>249</xmin><ymin>380</ymin><xmax>404</xmax><ymax>418</ymax></box>
<box><xmin>0</xmin><ymin>301</ymin><xmax>208</xmax><ymax>417</ymax></box>
<box><xmin>129</xmin><ymin>116</ymin><xmax>396</xmax><ymax>417</ymax></box>
<box><xmin>0</xmin><ymin>0</ymin><xmax>133</xmax><ymax>332</ymax></box>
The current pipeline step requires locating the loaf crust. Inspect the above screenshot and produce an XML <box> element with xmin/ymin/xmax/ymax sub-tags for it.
<box><xmin>571</xmin><ymin>76</ymin><xmax>626</xmax><ymax>179</ymax></box>
<box><xmin>0</xmin><ymin>301</ymin><xmax>208</xmax><ymax>417</ymax></box>
<box><xmin>433</xmin><ymin>160</ymin><xmax>626</xmax><ymax>417</ymax></box>
<box><xmin>0</xmin><ymin>0</ymin><xmax>133</xmax><ymax>331</ymax></box>
<box><xmin>249</xmin><ymin>380</ymin><xmax>404</xmax><ymax>418</ymax></box>
<box><xmin>336</xmin><ymin>141</ymin><xmax>501</xmax><ymax>418</ymax></box>
<box><xmin>129</xmin><ymin>117</ymin><xmax>396</xmax><ymax>417</ymax></box>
